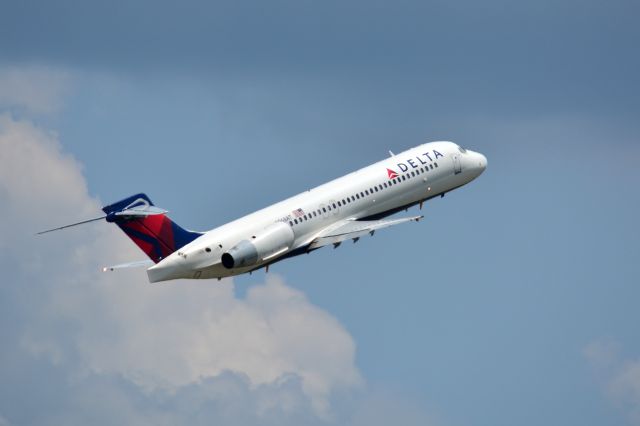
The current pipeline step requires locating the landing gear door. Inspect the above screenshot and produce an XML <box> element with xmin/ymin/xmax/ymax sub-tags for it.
<box><xmin>453</xmin><ymin>153</ymin><xmax>462</xmax><ymax>174</ymax></box>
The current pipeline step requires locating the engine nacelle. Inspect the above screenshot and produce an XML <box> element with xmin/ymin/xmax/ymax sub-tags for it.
<box><xmin>221</xmin><ymin>222</ymin><xmax>295</xmax><ymax>269</ymax></box>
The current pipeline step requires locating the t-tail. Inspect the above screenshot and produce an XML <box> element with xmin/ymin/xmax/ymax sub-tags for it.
<box><xmin>38</xmin><ymin>193</ymin><xmax>203</xmax><ymax>263</ymax></box>
<box><xmin>102</xmin><ymin>194</ymin><xmax>203</xmax><ymax>263</ymax></box>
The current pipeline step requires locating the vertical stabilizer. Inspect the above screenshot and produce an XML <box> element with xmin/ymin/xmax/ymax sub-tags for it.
<box><xmin>102</xmin><ymin>193</ymin><xmax>202</xmax><ymax>263</ymax></box>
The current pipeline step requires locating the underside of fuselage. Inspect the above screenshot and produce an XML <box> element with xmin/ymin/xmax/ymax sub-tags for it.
<box><xmin>193</xmin><ymin>184</ymin><xmax>465</xmax><ymax>280</ymax></box>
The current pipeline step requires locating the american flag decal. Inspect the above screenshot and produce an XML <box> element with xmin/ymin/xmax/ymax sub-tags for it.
<box><xmin>292</xmin><ymin>208</ymin><xmax>305</xmax><ymax>218</ymax></box>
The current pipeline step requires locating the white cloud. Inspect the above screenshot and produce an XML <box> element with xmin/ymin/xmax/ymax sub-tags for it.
<box><xmin>609</xmin><ymin>362</ymin><xmax>640</xmax><ymax>424</ymax></box>
<box><xmin>47</xmin><ymin>273</ymin><xmax>361</xmax><ymax>415</ymax></box>
<box><xmin>0</xmin><ymin>113</ymin><xmax>361</xmax><ymax>422</ymax></box>
<box><xmin>584</xmin><ymin>339</ymin><xmax>640</xmax><ymax>425</ymax></box>
<box><xmin>0</xmin><ymin>66</ymin><xmax>70</xmax><ymax>114</ymax></box>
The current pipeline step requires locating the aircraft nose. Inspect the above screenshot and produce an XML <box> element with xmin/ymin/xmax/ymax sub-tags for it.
<box><xmin>466</xmin><ymin>150</ymin><xmax>487</xmax><ymax>178</ymax></box>
<box><xmin>477</xmin><ymin>152</ymin><xmax>487</xmax><ymax>172</ymax></box>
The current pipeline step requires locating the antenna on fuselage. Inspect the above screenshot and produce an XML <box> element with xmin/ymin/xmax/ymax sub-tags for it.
<box><xmin>388</xmin><ymin>150</ymin><xmax>395</xmax><ymax>157</ymax></box>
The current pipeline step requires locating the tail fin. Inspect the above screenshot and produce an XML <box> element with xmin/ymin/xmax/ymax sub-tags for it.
<box><xmin>102</xmin><ymin>193</ymin><xmax>202</xmax><ymax>263</ymax></box>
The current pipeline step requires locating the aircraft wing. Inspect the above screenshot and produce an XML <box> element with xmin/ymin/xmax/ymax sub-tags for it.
<box><xmin>308</xmin><ymin>215</ymin><xmax>423</xmax><ymax>249</ymax></box>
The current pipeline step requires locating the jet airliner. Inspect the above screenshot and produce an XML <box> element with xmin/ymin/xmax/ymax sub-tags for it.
<box><xmin>38</xmin><ymin>141</ymin><xmax>487</xmax><ymax>282</ymax></box>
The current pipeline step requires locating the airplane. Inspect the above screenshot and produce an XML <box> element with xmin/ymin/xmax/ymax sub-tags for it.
<box><xmin>38</xmin><ymin>141</ymin><xmax>487</xmax><ymax>283</ymax></box>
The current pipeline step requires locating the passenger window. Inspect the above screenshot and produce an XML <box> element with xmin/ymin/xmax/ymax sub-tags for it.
<box><xmin>294</xmin><ymin>219</ymin><xmax>298</xmax><ymax>224</ymax></box>
<box><xmin>430</xmin><ymin>164</ymin><xmax>434</xmax><ymax>170</ymax></box>
<box><xmin>338</xmin><ymin>201</ymin><xmax>342</xmax><ymax>206</ymax></box>
<box><xmin>434</xmin><ymin>163</ymin><xmax>438</xmax><ymax>167</ymax></box>
<box><xmin>289</xmin><ymin>221</ymin><xmax>293</xmax><ymax>226</ymax></box>
<box><xmin>360</xmin><ymin>192</ymin><xmax>364</xmax><ymax>197</ymax></box>
<box><xmin>323</xmin><ymin>207</ymin><xmax>327</xmax><ymax>213</ymax></box>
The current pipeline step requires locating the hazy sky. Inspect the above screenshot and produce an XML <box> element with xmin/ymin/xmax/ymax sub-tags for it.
<box><xmin>1</xmin><ymin>0</ymin><xmax>639</xmax><ymax>425</ymax></box>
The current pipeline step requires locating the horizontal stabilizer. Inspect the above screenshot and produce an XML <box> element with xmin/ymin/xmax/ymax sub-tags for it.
<box><xmin>309</xmin><ymin>215</ymin><xmax>423</xmax><ymax>249</ymax></box>
<box><xmin>114</xmin><ymin>205</ymin><xmax>168</xmax><ymax>217</ymax></box>
<box><xmin>102</xmin><ymin>259</ymin><xmax>154</xmax><ymax>272</ymax></box>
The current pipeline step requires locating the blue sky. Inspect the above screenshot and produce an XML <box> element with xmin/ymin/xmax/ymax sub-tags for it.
<box><xmin>1</xmin><ymin>0</ymin><xmax>639</xmax><ymax>425</ymax></box>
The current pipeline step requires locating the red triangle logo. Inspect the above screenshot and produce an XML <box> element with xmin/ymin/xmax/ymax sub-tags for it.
<box><xmin>386</xmin><ymin>168</ymin><xmax>398</xmax><ymax>179</ymax></box>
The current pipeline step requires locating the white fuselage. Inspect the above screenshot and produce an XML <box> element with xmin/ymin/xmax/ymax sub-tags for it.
<box><xmin>147</xmin><ymin>141</ymin><xmax>486</xmax><ymax>282</ymax></box>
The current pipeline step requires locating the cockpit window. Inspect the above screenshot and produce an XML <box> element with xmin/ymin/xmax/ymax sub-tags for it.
<box><xmin>457</xmin><ymin>145</ymin><xmax>467</xmax><ymax>153</ymax></box>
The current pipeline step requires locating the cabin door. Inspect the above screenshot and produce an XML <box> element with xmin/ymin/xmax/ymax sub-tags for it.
<box><xmin>452</xmin><ymin>153</ymin><xmax>462</xmax><ymax>174</ymax></box>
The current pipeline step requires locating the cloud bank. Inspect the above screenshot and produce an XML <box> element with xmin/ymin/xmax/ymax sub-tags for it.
<box><xmin>585</xmin><ymin>339</ymin><xmax>640</xmax><ymax>425</ymax></box>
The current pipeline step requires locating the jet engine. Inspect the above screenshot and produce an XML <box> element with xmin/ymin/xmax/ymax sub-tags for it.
<box><xmin>221</xmin><ymin>222</ymin><xmax>295</xmax><ymax>269</ymax></box>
